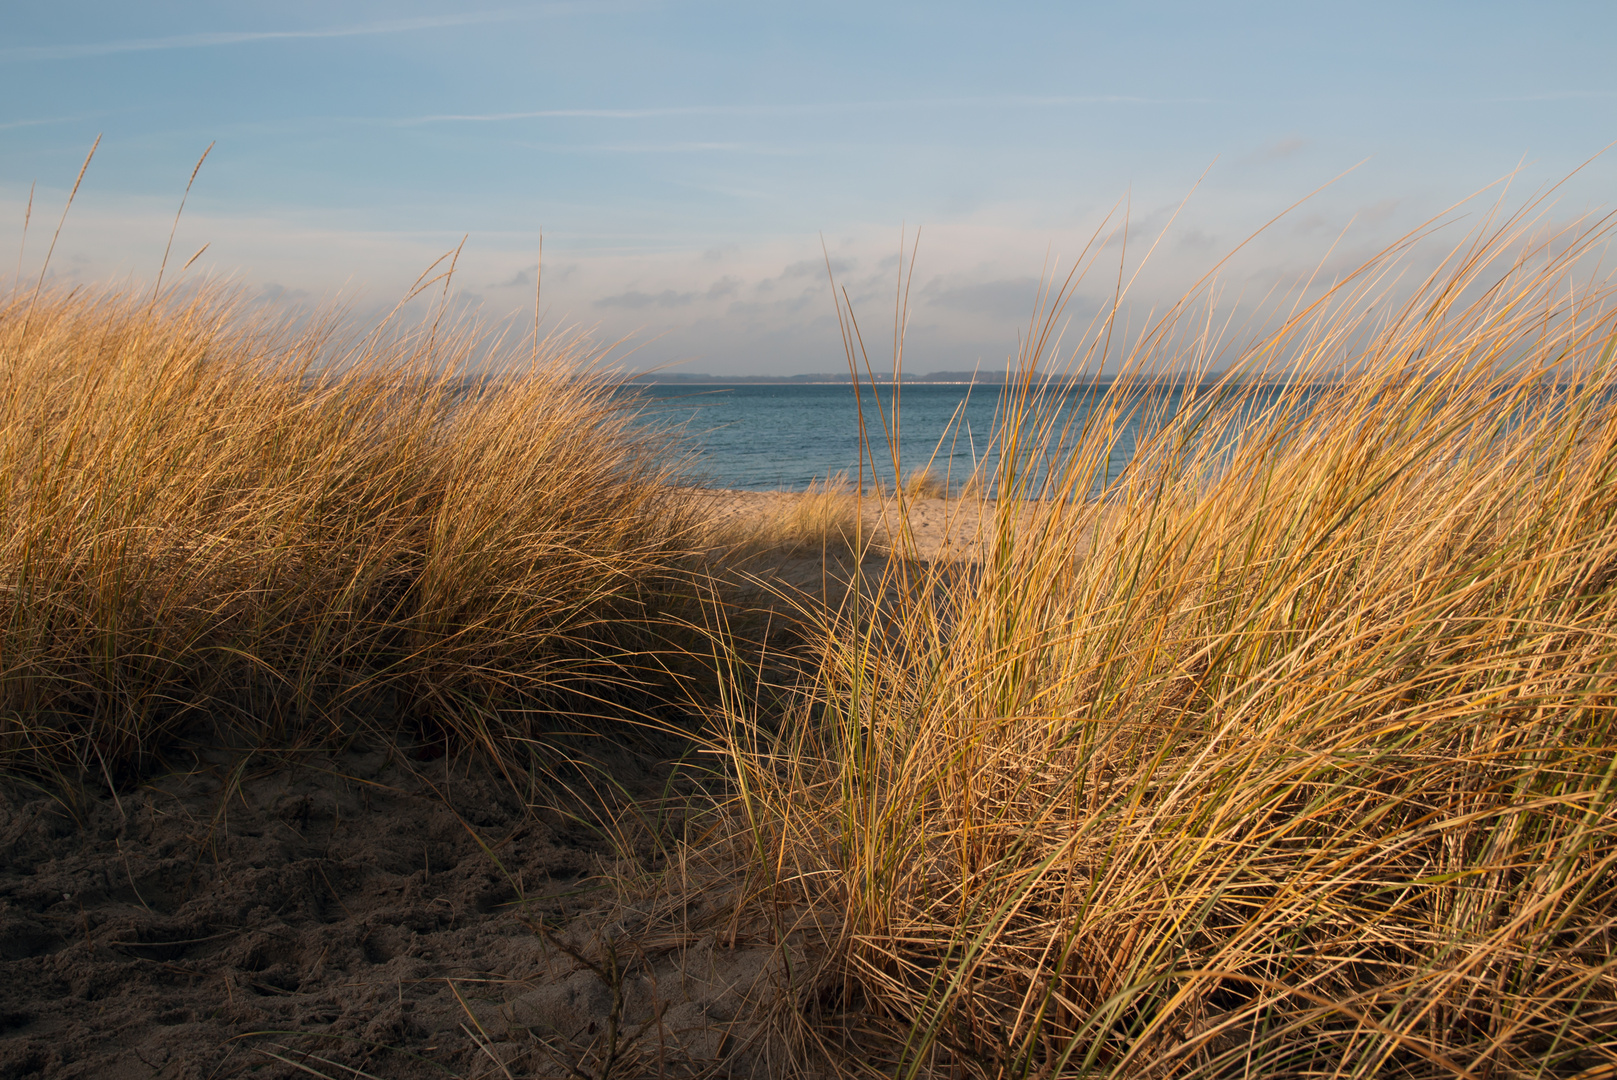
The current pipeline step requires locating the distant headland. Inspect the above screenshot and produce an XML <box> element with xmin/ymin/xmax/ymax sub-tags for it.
<box><xmin>623</xmin><ymin>370</ymin><xmax>1035</xmax><ymax>385</ymax></box>
<box><xmin>622</xmin><ymin>370</ymin><xmax>1252</xmax><ymax>386</ymax></box>
<box><xmin>622</xmin><ymin>370</ymin><xmax>1129</xmax><ymax>386</ymax></box>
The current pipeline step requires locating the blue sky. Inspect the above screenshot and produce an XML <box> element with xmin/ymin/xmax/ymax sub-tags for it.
<box><xmin>3</xmin><ymin>1</ymin><xmax>1615</xmax><ymax>373</ymax></box>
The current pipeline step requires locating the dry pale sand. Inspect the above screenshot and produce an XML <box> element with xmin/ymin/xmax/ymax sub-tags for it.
<box><xmin>686</xmin><ymin>487</ymin><xmax>1082</xmax><ymax>565</ymax></box>
<box><xmin>686</xmin><ymin>488</ymin><xmax>985</xmax><ymax>559</ymax></box>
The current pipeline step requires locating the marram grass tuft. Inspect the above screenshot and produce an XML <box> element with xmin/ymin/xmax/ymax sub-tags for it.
<box><xmin>0</xmin><ymin>285</ymin><xmax>702</xmax><ymax>782</ymax></box>
<box><xmin>701</xmin><ymin>204</ymin><xmax>1617</xmax><ymax>1076</ymax></box>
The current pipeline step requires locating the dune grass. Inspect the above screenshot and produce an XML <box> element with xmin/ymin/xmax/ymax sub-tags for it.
<box><xmin>699</xmin><ymin>205</ymin><xmax>1617</xmax><ymax>1076</ymax></box>
<box><xmin>0</xmin><ymin>285</ymin><xmax>702</xmax><ymax>784</ymax></box>
<box><xmin>6</xmin><ymin>182</ymin><xmax>1617</xmax><ymax>1078</ymax></box>
<box><xmin>697</xmin><ymin>474</ymin><xmax>876</xmax><ymax>564</ymax></box>
<box><xmin>903</xmin><ymin>467</ymin><xmax>951</xmax><ymax>501</ymax></box>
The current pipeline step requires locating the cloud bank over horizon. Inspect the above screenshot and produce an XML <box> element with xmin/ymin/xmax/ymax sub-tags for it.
<box><xmin>3</xmin><ymin>1</ymin><xmax>1613</xmax><ymax>375</ymax></box>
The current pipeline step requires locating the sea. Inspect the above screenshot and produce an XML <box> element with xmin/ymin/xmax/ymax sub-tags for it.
<box><xmin>622</xmin><ymin>381</ymin><xmax>1219</xmax><ymax>494</ymax></box>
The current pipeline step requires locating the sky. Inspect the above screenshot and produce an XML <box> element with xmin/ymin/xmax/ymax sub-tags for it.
<box><xmin>3</xmin><ymin>1</ymin><xmax>1615</xmax><ymax>375</ymax></box>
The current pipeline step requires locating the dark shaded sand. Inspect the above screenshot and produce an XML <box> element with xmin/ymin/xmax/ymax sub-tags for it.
<box><xmin>0</xmin><ymin>490</ymin><xmax>1031</xmax><ymax>1079</ymax></box>
<box><xmin>0</xmin><ymin>741</ymin><xmax>799</xmax><ymax>1079</ymax></box>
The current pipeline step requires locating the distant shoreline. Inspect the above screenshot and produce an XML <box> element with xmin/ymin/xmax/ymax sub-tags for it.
<box><xmin>621</xmin><ymin>371</ymin><xmax>1250</xmax><ymax>387</ymax></box>
<box><xmin>623</xmin><ymin>371</ymin><xmax>1044</xmax><ymax>385</ymax></box>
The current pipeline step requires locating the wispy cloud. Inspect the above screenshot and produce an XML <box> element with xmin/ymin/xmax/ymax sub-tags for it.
<box><xmin>0</xmin><ymin>8</ymin><xmax>594</xmax><ymax>62</ymax></box>
<box><xmin>597</xmin><ymin>276</ymin><xmax>740</xmax><ymax>308</ymax></box>
<box><xmin>1243</xmin><ymin>135</ymin><xmax>1309</xmax><ymax>165</ymax></box>
<box><xmin>0</xmin><ymin>114</ymin><xmax>97</xmax><ymax>131</ymax></box>
<box><xmin>1475</xmin><ymin>90</ymin><xmax>1617</xmax><ymax>103</ymax></box>
<box><xmin>402</xmin><ymin>94</ymin><xmax>1217</xmax><ymax>124</ymax></box>
<box><xmin>922</xmin><ymin>276</ymin><xmax>1053</xmax><ymax>319</ymax></box>
<box><xmin>517</xmin><ymin>141</ymin><xmax>809</xmax><ymax>155</ymax></box>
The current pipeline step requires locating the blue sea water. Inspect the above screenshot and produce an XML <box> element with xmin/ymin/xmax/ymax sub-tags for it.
<box><xmin>618</xmin><ymin>377</ymin><xmax>1595</xmax><ymax>493</ymax></box>
<box><xmin>623</xmin><ymin>382</ymin><xmax>1178</xmax><ymax>493</ymax></box>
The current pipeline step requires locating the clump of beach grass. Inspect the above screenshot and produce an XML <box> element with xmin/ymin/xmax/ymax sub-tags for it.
<box><xmin>774</xmin><ymin>475</ymin><xmax>876</xmax><ymax>559</ymax></box>
<box><xmin>700</xmin><ymin>200</ymin><xmax>1617</xmax><ymax>1076</ymax></box>
<box><xmin>0</xmin><ymin>284</ymin><xmax>701</xmax><ymax>783</ymax></box>
<box><xmin>903</xmin><ymin>467</ymin><xmax>950</xmax><ymax>500</ymax></box>
<box><xmin>699</xmin><ymin>474</ymin><xmax>878</xmax><ymax>564</ymax></box>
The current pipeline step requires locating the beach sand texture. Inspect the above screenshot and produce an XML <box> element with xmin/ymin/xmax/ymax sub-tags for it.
<box><xmin>0</xmin><ymin>488</ymin><xmax>982</xmax><ymax>1079</ymax></box>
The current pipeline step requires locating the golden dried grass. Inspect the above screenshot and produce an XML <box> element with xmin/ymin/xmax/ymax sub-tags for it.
<box><xmin>0</xmin><ymin>285</ymin><xmax>700</xmax><ymax>781</ymax></box>
<box><xmin>698</xmin><ymin>475</ymin><xmax>878</xmax><ymax>564</ymax></box>
<box><xmin>903</xmin><ymin>468</ymin><xmax>950</xmax><ymax>500</ymax></box>
<box><xmin>9</xmin><ymin>164</ymin><xmax>1617</xmax><ymax>1078</ymax></box>
<box><xmin>701</xmin><ymin>198</ymin><xmax>1617</xmax><ymax>1076</ymax></box>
